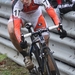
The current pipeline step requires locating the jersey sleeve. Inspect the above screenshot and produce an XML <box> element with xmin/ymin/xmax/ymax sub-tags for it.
<box><xmin>12</xmin><ymin>0</ymin><xmax>23</xmax><ymax>17</ymax></box>
<box><xmin>34</xmin><ymin>0</ymin><xmax>60</xmax><ymax>25</ymax></box>
<box><xmin>42</xmin><ymin>0</ymin><xmax>60</xmax><ymax>25</ymax></box>
<box><xmin>12</xmin><ymin>0</ymin><xmax>23</xmax><ymax>43</ymax></box>
<box><xmin>42</xmin><ymin>0</ymin><xmax>51</xmax><ymax>8</ymax></box>
<box><xmin>34</xmin><ymin>0</ymin><xmax>51</xmax><ymax>8</ymax></box>
<box><xmin>46</xmin><ymin>6</ymin><xmax>60</xmax><ymax>25</ymax></box>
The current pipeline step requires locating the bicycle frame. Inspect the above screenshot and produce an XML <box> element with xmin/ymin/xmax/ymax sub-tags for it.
<box><xmin>25</xmin><ymin>24</ymin><xmax>46</xmax><ymax>74</ymax></box>
<box><xmin>22</xmin><ymin>23</ymin><xmax>59</xmax><ymax>75</ymax></box>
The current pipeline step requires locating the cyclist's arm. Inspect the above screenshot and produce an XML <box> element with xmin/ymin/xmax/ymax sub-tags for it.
<box><xmin>36</xmin><ymin>0</ymin><xmax>60</xmax><ymax>25</ymax></box>
<box><xmin>12</xmin><ymin>0</ymin><xmax>23</xmax><ymax>43</ymax></box>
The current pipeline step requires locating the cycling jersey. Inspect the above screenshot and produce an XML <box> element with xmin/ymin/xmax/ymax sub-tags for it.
<box><xmin>9</xmin><ymin>0</ymin><xmax>60</xmax><ymax>43</ymax></box>
<box><xmin>12</xmin><ymin>0</ymin><xmax>59</xmax><ymax>25</ymax></box>
<box><xmin>12</xmin><ymin>0</ymin><xmax>50</xmax><ymax>14</ymax></box>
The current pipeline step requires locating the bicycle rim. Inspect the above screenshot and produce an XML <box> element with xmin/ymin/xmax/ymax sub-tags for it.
<box><xmin>43</xmin><ymin>47</ymin><xmax>60</xmax><ymax>75</ymax></box>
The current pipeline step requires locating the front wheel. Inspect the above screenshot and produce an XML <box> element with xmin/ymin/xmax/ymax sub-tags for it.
<box><xmin>43</xmin><ymin>47</ymin><xmax>60</xmax><ymax>75</ymax></box>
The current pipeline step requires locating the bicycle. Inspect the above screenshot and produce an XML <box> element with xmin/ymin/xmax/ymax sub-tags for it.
<box><xmin>21</xmin><ymin>23</ymin><xmax>60</xmax><ymax>75</ymax></box>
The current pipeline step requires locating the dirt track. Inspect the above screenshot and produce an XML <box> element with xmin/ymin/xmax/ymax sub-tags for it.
<box><xmin>0</xmin><ymin>54</ymin><xmax>29</xmax><ymax>75</ymax></box>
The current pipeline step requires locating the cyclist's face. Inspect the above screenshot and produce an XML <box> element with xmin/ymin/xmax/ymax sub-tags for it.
<box><xmin>21</xmin><ymin>0</ymin><xmax>31</xmax><ymax>6</ymax></box>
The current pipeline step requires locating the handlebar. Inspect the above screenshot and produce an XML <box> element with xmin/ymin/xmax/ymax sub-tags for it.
<box><xmin>24</xmin><ymin>25</ymin><xmax>58</xmax><ymax>38</ymax></box>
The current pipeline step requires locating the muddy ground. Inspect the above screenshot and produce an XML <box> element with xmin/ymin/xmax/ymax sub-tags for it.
<box><xmin>0</xmin><ymin>54</ymin><xmax>29</xmax><ymax>75</ymax></box>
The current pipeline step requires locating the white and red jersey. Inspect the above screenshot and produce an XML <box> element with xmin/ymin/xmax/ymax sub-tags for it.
<box><xmin>12</xmin><ymin>0</ymin><xmax>50</xmax><ymax>16</ymax></box>
<box><xmin>12</xmin><ymin>0</ymin><xmax>59</xmax><ymax>25</ymax></box>
<box><xmin>13</xmin><ymin>0</ymin><xmax>50</xmax><ymax>14</ymax></box>
<box><xmin>9</xmin><ymin>0</ymin><xmax>60</xmax><ymax>43</ymax></box>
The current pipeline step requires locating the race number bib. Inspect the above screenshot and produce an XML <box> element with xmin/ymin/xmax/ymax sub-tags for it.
<box><xmin>13</xmin><ymin>9</ymin><xmax>21</xmax><ymax>17</ymax></box>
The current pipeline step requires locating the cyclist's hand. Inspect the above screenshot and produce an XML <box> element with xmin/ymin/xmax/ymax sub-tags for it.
<box><xmin>58</xmin><ymin>23</ymin><xmax>67</xmax><ymax>39</ymax></box>
<box><xmin>20</xmin><ymin>40</ymin><xmax>28</xmax><ymax>49</ymax></box>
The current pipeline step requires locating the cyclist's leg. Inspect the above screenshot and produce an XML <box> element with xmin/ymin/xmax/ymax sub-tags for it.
<box><xmin>34</xmin><ymin>14</ymin><xmax>56</xmax><ymax>74</ymax></box>
<box><xmin>43</xmin><ymin>47</ymin><xmax>59</xmax><ymax>75</ymax></box>
<box><xmin>7</xmin><ymin>16</ymin><xmax>34</xmax><ymax>70</ymax></box>
<box><xmin>7</xmin><ymin>16</ymin><xmax>23</xmax><ymax>52</ymax></box>
<box><xmin>46</xmin><ymin>48</ymin><xmax>60</xmax><ymax>75</ymax></box>
<box><xmin>34</xmin><ymin>14</ymin><xmax>49</xmax><ymax>46</ymax></box>
<box><xmin>7</xmin><ymin>16</ymin><xmax>30</xmax><ymax>56</ymax></box>
<box><xmin>47</xmin><ymin>54</ymin><xmax>56</xmax><ymax>74</ymax></box>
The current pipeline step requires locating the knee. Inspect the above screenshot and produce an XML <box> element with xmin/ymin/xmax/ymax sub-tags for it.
<box><xmin>45</xmin><ymin>37</ymin><xmax>49</xmax><ymax>44</ymax></box>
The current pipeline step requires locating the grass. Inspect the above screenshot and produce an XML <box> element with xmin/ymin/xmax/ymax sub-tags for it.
<box><xmin>0</xmin><ymin>53</ymin><xmax>29</xmax><ymax>75</ymax></box>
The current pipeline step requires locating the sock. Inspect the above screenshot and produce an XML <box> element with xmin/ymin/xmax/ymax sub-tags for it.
<box><xmin>20</xmin><ymin>51</ymin><xmax>29</xmax><ymax>57</ymax></box>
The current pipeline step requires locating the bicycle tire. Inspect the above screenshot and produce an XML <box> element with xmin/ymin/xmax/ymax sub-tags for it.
<box><xmin>43</xmin><ymin>47</ymin><xmax>60</xmax><ymax>75</ymax></box>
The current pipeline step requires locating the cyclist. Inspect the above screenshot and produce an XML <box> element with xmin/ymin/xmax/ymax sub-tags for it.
<box><xmin>7</xmin><ymin>0</ymin><xmax>67</xmax><ymax>74</ymax></box>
